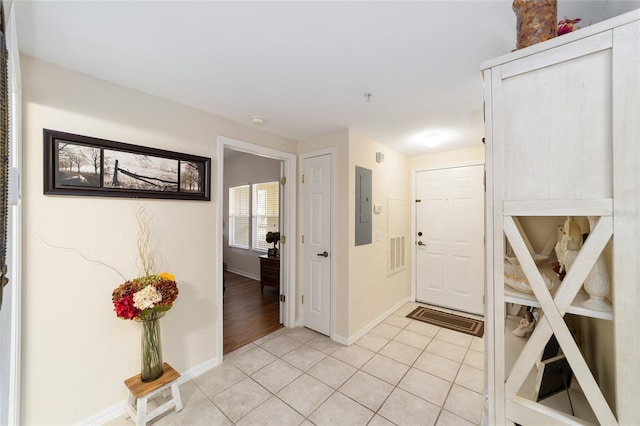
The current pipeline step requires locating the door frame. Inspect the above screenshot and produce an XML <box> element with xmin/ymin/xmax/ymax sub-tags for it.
<box><xmin>216</xmin><ymin>136</ymin><xmax>297</xmax><ymax>360</ymax></box>
<box><xmin>299</xmin><ymin>148</ymin><xmax>335</xmax><ymax>337</ymax></box>
<box><xmin>411</xmin><ymin>160</ymin><xmax>485</xmax><ymax>303</ymax></box>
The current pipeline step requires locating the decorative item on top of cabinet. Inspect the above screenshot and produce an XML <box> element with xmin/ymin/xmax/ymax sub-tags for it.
<box><xmin>512</xmin><ymin>0</ymin><xmax>557</xmax><ymax>49</ymax></box>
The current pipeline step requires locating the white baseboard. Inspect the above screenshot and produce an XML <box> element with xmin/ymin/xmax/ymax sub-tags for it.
<box><xmin>77</xmin><ymin>356</ymin><xmax>222</xmax><ymax>426</ymax></box>
<box><xmin>339</xmin><ymin>296</ymin><xmax>412</xmax><ymax>346</ymax></box>
<box><xmin>226</xmin><ymin>268</ymin><xmax>260</xmax><ymax>281</ymax></box>
<box><xmin>76</xmin><ymin>401</ymin><xmax>126</xmax><ymax>426</ymax></box>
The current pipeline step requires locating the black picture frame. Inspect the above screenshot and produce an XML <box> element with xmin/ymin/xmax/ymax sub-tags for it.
<box><xmin>43</xmin><ymin>129</ymin><xmax>211</xmax><ymax>201</ymax></box>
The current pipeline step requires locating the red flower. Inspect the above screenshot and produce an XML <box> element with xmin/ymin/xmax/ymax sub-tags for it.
<box><xmin>114</xmin><ymin>292</ymin><xmax>140</xmax><ymax>319</ymax></box>
<box><xmin>558</xmin><ymin>17</ymin><xmax>581</xmax><ymax>36</ymax></box>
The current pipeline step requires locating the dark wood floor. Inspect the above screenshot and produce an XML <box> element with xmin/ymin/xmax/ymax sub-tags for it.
<box><xmin>223</xmin><ymin>271</ymin><xmax>282</xmax><ymax>354</ymax></box>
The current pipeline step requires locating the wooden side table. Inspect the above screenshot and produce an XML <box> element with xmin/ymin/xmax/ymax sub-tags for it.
<box><xmin>124</xmin><ymin>362</ymin><xmax>183</xmax><ymax>426</ymax></box>
<box><xmin>259</xmin><ymin>254</ymin><xmax>280</xmax><ymax>293</ymax></box>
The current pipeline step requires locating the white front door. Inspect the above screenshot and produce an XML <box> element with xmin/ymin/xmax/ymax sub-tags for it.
<box><xmin>302</xmin><ymin>154</ymin><xmax>332</xmax><ymax>336</ymax></box>
<box><xmin>415</xmin><ymin>165</ymin><xmax>484</xmax><ymax>315</ymax></box>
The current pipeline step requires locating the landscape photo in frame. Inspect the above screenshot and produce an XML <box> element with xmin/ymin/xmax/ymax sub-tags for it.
<box><xmin>43</xmin><ymin>129</ymin><xmax>211</xmax><ymax>201</ymax></box>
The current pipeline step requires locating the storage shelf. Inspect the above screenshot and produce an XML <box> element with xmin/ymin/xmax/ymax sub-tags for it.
<box><xmin>504</xmin><ymin>318</ymin><xmax>599</xmax><ymax>424</ymax></box>
<box><xmin>503</xmin><ymin>264</ymin><xmax>613</xmax><ymax>321</ymax></box>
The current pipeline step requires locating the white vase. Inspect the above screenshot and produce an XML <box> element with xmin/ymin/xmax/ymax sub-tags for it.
<box><xmin>581</xmin><ymin>216</ymin><xmax>612</xmax><ymax>312</ymax></box>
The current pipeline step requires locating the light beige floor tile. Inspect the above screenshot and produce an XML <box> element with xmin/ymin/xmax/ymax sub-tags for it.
<box><xmin>212</xmin><ymin>378</ymin><xmax>271</xmax><ymax>422</ymax></box>
<box><xmin>393</xmin><ymin>303</ymin><xmax>419</xmax><ymax>317</ymax></box>
<box><xmin>252</xmin><ymin>330</ymin><xmax>281</xmax><ymax>346</ymax></box>
<box><xmin>224</xmin><ymin>343</ymin><xmax>258</xmax><ymax>363</ymax></box>
<box><xmin>463</xmin><ymin>349</ymin><xmax>484</xmax><ymax>371</ymax></box>
<box><xmin>367</xmin><ymin>414</ymin><xmax>397</xmax><ymax>426</ymax></box>
<box><xmin>194</xmin><ymin>363</ymin><xmax>247</xmax><ymax>397</ymax></box>
<box><xmin>235</xmin><ymin>396</ymin><xmax>305</xmax><ymax>426</ymax></box>
<box><xmin>425</xmin><ymin>339</ymin><xmax>468</xmax><ymax>363</ymax></box>
<box><xmin>361</xmin><ymin>354</ymin><xmax>410</xmax><ymax>386</ymax></box>
<box><xmin>355</xmin><ymin>332</ymin><xmax>390</xmax><ymax>352</ymax></box>
<box><xmin>371</xmin><ymin>323</ymin><xmax>403</xmax><ymax>339</ymax></box>
<box><xmin>331</xmin><ymin>344</ymin><xmax>375</xmax><ymax>368</ymax></box>
<box><xmin>435</xmin><ymin>328</ymin><xmax>473</xmax><ymax>348</ymax></box>
<box><xmin>455</xmin><ymin>364</ymin><xmax>484</xmax><ymax>394</ymax></box>
<box><xmin>259</xmin><ymin>335</ymin><xmax>302</xmax><ymax>357</ymax></box>
<box><xmin>307</xmin><ymin>356</ymin><xmax>357</xmax><ymax>389</ymax></box>
<box><xmin>307</xmin><ymin>335</ymin><xmax>343</xmax><ymax>355</ymax></box>
<box><xmin>378</xmin><ymin>388</ymin><xmax>440</xmax><ymax>426</ymax></box>
<box><xmin>231</xmin><ymin>346</ymin><xmax>278</xmax><ymax>375</ymax></box>
<box><xmin>470</xmin><ymin>336</ymin><xmax>484</xmax><ymax>352</ymax></box>
<box><xmin>397</xmin><ymin>368</ymin><xmax>452</xmax><ymax>407</ymax></box>
<box><xmin>282</xmin><ymin>327</ymin><xmax>319</xmax><ymax>343</ymax></box>
<box><xmin>276</xmin><ymin>374</ymin><xmax>334</xmax><ymax>416</ymax></box>
<box><xmin>383</xmin><ymin>314</ymin><xmax>412</xmax><ymax>329</ymax></box>
<box><xmin>405</xmin><ymin>320</ymin><xmax>441</xmax><ymax>337</ymax></box>
<box><xmin>413</xmin><ymin>352</ymin><xmax>461</xmax><ymax>382</ymax></box>
<box><xmin>338</xmin><ymin>371</ymin><xmax>394</xmax><ymax>411</ymax></box>
<box><xmin>102</xmin><ymin>415</ymin><xmax>134</xmax><ymax>426</ymax></box>
<box><xmin>436</xmin><ymin>410</ymin><xmax>476</xmax><ymax>426</ymax></box>
<box><xmin>251</xmin><ymin>359</ymin><xmax>303</xmax><ymax>393</ymax></box>
<box><xmin>393</xmin><ymin>329</ymin><xmax>432</xmax><ymax>350</ymax></box>
<box><xmin>443</xmin><ymin>384</ymin><xmax>484</xmax><ymax>425</ymax></box>
<box><xmin>308</xmin><ymin>392</ymin><xmax>374</xmax><ymax>426</ymax></box>
<box><xmin>160</xmin><ymin>394</ymin><xmax>232</xmax><ymax>426</ymax></box>
<box><xmin>282</xmin><ymin>344</ymin><xmax>326</xmax><ymax>371</ymax></box>
<box><xmin>379</xmin><ymin>340</ymin><xmax>421</xmax><ymax>366</ymax></box>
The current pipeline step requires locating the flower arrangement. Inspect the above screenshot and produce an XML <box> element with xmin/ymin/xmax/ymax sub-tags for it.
<box><xmin>265</xmin><ymin>231</ymin><xmax>280</xmax><ymax>247</ymax></box>
<box><xmin>558</xmin><ymin>17</ymin><xmax>581</xmax><ymax>35</ymax></box>
<box><xmin>111</xmin><ymin>205</ymin><xmax>179</xmax><ymax>321</ymax></box>
<box><xmin>112</xmin><ymin>272</ymin><xmax>179</xmax><ymax>321</ymax></box>
<box><xmin>266</xmin><ymin>231</ymin><xmax>280</xmax><ymax>257</ymax></box>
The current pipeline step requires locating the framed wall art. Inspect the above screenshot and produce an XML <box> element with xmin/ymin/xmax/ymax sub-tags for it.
<box><xmin>43</xmin><ymin>129</ymin><xmax>211</xmax><ymax>201</ymax></box>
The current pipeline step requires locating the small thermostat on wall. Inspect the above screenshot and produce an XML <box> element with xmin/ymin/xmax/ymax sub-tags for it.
<box><xmin>373</xmin><ymin>203</ymin><xmax>382</xmax><ymax>214</ymax></box>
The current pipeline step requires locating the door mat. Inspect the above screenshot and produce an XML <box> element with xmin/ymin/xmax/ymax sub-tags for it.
<box><xmin>406</xmin><ymin>306</ymin><xmax>484</xmax><ymax>337</ymax></box>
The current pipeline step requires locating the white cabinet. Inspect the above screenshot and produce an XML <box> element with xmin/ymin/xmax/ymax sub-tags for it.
<box><xmin>482</xmin><ymin>9</ymin><xmax>640</xmax><ymax>425</ymax></box>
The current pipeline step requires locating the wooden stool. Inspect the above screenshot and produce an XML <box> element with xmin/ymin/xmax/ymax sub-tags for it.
<box><xmin>124</xmin><ymin>363</ymin><xmax>183</xmax><ymax>426</ymax></box>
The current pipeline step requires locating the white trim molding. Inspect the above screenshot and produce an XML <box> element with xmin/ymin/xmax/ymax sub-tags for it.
<box><xmin>216</xmin><ymin>135</ymin><xmax>297</xmax><ymax>362</ymax></box>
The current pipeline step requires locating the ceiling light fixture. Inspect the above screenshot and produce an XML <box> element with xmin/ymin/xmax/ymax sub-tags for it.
<box><xmin>363</xmin><ymin>92</ymin><xmax>373</xmax><ymax>103</ymax></box>
<box><xmin>251</xmin><ymin>116</ymin><xmax>265</xmax><ymax>126</ymax></box>
<box><xmin>423</xmin><ymin>132</ymin><xmax>442</xmax><ymax>148</ymax></box>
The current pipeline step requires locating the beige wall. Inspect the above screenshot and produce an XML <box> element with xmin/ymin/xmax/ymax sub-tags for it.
<box><xmin>21</xmin><ymin>55</ymin><xmax>295</xmax><ymax>425</ymax></box>
<box><xmin>223</xmin><ymin>152</ymin><xmax>281</xmax><ymax>278</ymax></box>
<box><xmin>409</xmin><ymin>145</ymin><xmax>484</xmax><ymax>170</ymax></box>
<box><xmin>347</xmin><ymin>130</ymin><xmax>411</xmax><ymax>336</ymax></box>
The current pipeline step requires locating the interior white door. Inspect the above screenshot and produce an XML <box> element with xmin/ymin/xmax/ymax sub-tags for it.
<box><xmin>302</xmin><ymin>154</ymin><xmax>332</xmax><ymax>336</ymax></box>
<box><xmin>415</xmin><ymin>165</ymin><xmax>484</xmax><ymax>315</ymax></box>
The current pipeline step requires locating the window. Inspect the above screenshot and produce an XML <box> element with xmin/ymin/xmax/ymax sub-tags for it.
<box><xmin>252</xmin><ymin>181</ymin><xmax>280</xmax><ymax>251</ymax></box>
<box><xmin>228</xmin><ymin>181</ymin><xmax>279</xmax><ymax>251</ymax></box>
<box><xmin>229</xmin><ymin>185</ymin><xmax>250</xmax><ymax>249</ymax></box>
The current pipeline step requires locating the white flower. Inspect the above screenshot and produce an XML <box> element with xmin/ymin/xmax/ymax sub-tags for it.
<box><xmin>133</xmin><ymin>285</ymin><xmax>162</xmax><ymax>310</ymax></box>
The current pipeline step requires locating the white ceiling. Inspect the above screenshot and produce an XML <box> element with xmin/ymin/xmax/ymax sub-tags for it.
<box><xmin>14</xmin><ymin>1</ymin><xmax>640</xmax><ymax>156</ymax></box>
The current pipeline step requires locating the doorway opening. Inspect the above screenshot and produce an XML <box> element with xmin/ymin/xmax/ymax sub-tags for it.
<box><xmin>216</xmin><ymin>136</ymin><xmax>296</xmax><ymax>359</ymax></box>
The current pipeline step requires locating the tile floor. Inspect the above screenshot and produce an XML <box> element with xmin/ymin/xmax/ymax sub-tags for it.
<box><xmin>107</xmin><ymin>302</ymin><xmax>485</xmax><ymax>426</ymax></box>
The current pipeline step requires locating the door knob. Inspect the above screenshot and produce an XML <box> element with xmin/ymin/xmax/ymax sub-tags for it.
<box><xmin>417</xmin><ymin>241</ymin><xmax>426</xmax><ymax>246</ymax></box>
<box><xmin>317</xmin><ymin>251</ymin><xmax>329</xmax><ymax>257</ymax></box>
